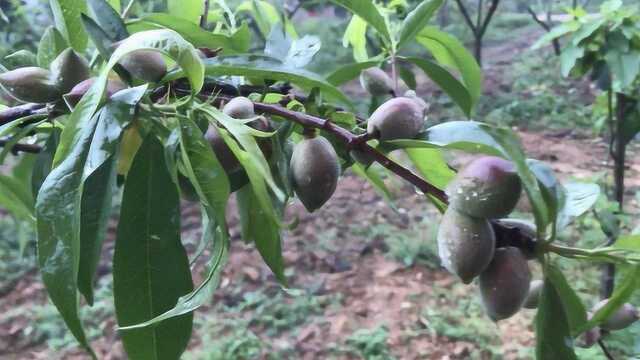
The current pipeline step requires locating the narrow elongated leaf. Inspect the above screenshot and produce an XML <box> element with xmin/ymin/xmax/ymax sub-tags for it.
<box><xmin>342</xmin><ymin>15</ymin><xmax>369</xmax><ymax>62</ymax></box>
<box><xmin>120</xmin><ymin>118</ymin><xmax>231</xmax><ymax>330</ymax></box>
<box><xmin>114</xmin><ymin>136</ymin><xmax>193</xmax><ymax>360</ymax></box>
<box><xmin>326</xmin><ymin>60</ymin><xmax>380</xmax><ymax>86</ymax></box>
<box><xmin>127</xmin><ymin>14</ymin><xmax>249</xmax><ymax>53</ymax></box>
<box><xmin>172</xmin><ymin>55</ymin><xmax>350</xmax><ymax>106</ymax></box>
<box><xmin>330</xmin><ymin>0</ymin><xmax>391</xmax><ymax>45</ymax></box>
<box><xmin>0</xmin><ymin>175</ymin><xmax>34</xmax><ymax>221</ymax></box>
<box><xmin>50</xmin><ymin>0</ymin><xmax>88</xmax><ymax>51</ymax></box>
<box><xmin>556</xmin><ymin>182</ymin><xmax>600</xmax><ymax>231</ymax></box>
<box><xmin>78</xmin><ymin>87</ymin><xmax>145</xmax><ymax>305</ymax></box>
<box><xmin>168</xmin><ymin>0</ymin><xmax>202</xmax><ymax>24</ymax></box>
<box><xmin>54</xmin><ymin>29</ymin><xmax>204</xmax><ymax>166</ymax></box>
<box><xmin>406</xmin><ymin>148</ymin><xmax>453</xmax><ymax>212</ymax></box>
<box><xmin>546</xmin><ymin>265</ymin><xmax>588</xmax><ymax>335</ymax></box>
<box><xmin>88</xmin><ymin>0</ymin><xmax>129</xmax><ymax>41</ymax></box>
<box><xmin>405</xmin><ymin>57</ymin><xmax>473</xmax><ymax>116</ymax></box>
<box><xmin>36</xmin><ymin>114</ymin><xmax>99</xmax><ymax>355</ymax></box>
<box><xmin>37</xmin><ymin>26</ymin><xmax>68</xmax><ymax>68</ymax></box>
<box><xmin>32</xmin><ymin>129</ymin><xmax>60</xmax><ymax>197</ymax></box>
<box><xmin>397</xmin><ymin>0</ymin><xmax>443</xmax><ymax>50</ymax></box>
<box><xmin>237</xmin><ymin>185</ymin><xmax>286</xmax><ymax>283</ymax></box>
<box><xmin>535</xmin><ymin>278</ymin><xmax>579</xmax><ymax>360</ymax></box>
<box><xmin>416</xmin><ymin>27</ymin><xmax>482</xmax><ymax>109</ymax></box>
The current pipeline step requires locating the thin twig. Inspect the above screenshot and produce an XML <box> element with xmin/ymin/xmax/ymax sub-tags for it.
<box><xmin>0</xmin><ymin>103</ymin><xmax>46</xmax><ymax>126</ymax></box>
<box><xmin>200</xmin><ymin>0</ymin><xmax>211</xmax><ymax>29</ymax></box>
<box><xmin>0</xmin><ymin>139</ymin><xmax>42</xmax><ymax>153</ymax></box>
<box><xmin>597</xmin><ymin>339</ymin><xmax>615</xmax><ymax>360</ymax></box>
<box><xmin>454</xmin><ymin>0</ymin><xmax>477</xmax><ymax>34</ymax></box>
<box><xmin>478</xmin><ymin>0</ymin><xmax>500</xmax><ymax>38</ymax></box>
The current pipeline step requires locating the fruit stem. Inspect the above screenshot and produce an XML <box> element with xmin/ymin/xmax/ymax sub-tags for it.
<box><xmin>545</xmin><ymin>243</ymin><xmax>636</xmax><ymax>265</ymax></box>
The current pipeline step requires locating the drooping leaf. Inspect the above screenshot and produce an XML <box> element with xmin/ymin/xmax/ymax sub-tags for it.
<box><xmin>37</xmin><ymin>27</ymin><xmax>68</xmax><ymax>68</ymax></box>
<box><xmin>535</xmin><ymin>277</ymin><xmax>579</xmax><ymax>360</ymax></box>
<box><xmin>50</xmin><ymin>0</ymin><xmax>88</xmax><ymax>51</ymax></box>
<box><xmin>605</xmin><ymin>48</ymin><xmax>640</xmax><ymax>90</ymax></box>
<box><xmin>397</xmin><ymin>0</ymin><xmax>443</xmax><ymax>50</ymax></box>
<box><xmin>416</xmin><ymin>27</ymin><xmax>482</xmax><ymax>109</ymax></box>
<box><xmin>351</xmin><ymin>163</ymin><xmax>395</xmax><ymax>207</ymax></box>
<box><xmin>36</xmin><ymin>114</ymin><xmax>99</xmax><ymax>356</ymax></box>
<box><xmin>3</xmin><ymin>50</ymin><xmax>38</xmax><ymax>69</ymax></box>
<box><xmin>114</xmin><ymin>136</ymin><xmax>193</xmax><ymax>360</ymax></box>
<box><xmin>326</xmin><ymin>60</ymin><xmax>380</xmax><ymax>86</ymax></box>
<box><xmin>406</xmin><ymin>147</ymin><xmax>453</xmax><ymax>212</ymax></box>
<box><xmin>127</xmin><ymin>14</ymin><xmax>250</xmax><ymax>53</ymax></box>
<box><xmin>87</xmin><ymin>0</ymin><xmax>129</xmax><ymax>41</ymax></box>
<box><xmin>560</xmin><ymin>45</ymin><xmax>585</xmax><ymax>77</ymax></box>
<box><xmin>237</xmin><ymin>185</ymin><xmax>286</xmax><ymax>283</ymax></box>
<box><xmin>330</xmin><ymin>0</ymin><xmax>391</xmax><ymax>45</ymax></box>
<box><xmin>53</xmin><ymin>29</ymin><xmax>204</xmax><ymax>166</ymax></box>
<box><xmin>166</xmin><ymin>55</ymin><xmax>351</xmax><ymax>106</ymax></box>
<box><xmin>404</xmin><ymin>57</ymin><xmax>473</xmax><ymax>116</ymax></box>
<box><xmin>398</xmin><ymin>63</ymin><xmax>416</xmax><ymax>90</ymax></box>
<box><xmin>32</xmin><ymin>128</ymin><xmax>60</xmax><ymax>197</ymax></box>
<box><xmin>545</xmin><ymin>265</ymin><xmax>588</xmax><ymax>335</ymax></box>
<box><xmin>0</xmin><ymin>175</ymin><xmax>35</xmax><ymax>221</ymax></box>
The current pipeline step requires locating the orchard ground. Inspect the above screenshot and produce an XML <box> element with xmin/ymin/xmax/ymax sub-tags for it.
<box><xmin>1</xmin><ymin>27</ymin><xmax>640</xmax><ymax>360</ymax></box>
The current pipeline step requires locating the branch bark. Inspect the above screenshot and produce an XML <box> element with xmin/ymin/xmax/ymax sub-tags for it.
<box><xmin>525</xmin><ymin>5</ymin><xmax>561</xmax><ymax>56</ymax></box>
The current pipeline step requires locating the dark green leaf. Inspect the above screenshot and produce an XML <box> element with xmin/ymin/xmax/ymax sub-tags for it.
<box><xmin>3</xmin><ymin>50</ymin><xmax>38</xmax><ymax>69</ymax></box>
<box><xmin>398</xmin><ymin>63</ymin><xmax>416</xmax><ymax>90</ymax></box>
<box><xmin>237</xmin><ymin>185</ymin><xmax>286</xmax><ymax>283</ymax></box>
<box><xmin>114</xmin><ymin>136</ymin><xmax>193</xmax><ymax>360</ymax></box>
<box><xmin>37</xmin><ymin>26</ymin><xmax>68</xmax><ymax>69</ymax></box>
<box><xmin>169</xmin><ymin>55</ymin><xmax>350</xmax><ymax>107</ymax></box>
<box><xmin>560</xmin><ymin>45</ymin><xmax>585</xmax><ymax>77</ymax></box>
<box><xmin>36</xmin><ymin>113</ymin><xmax>99</xmax><ymax>355</ymax></box>
<box><xmin>397</xmin><ymin>0</ymin><xmax>443</xmax><ymax>50</ymax></box>
<box><xmin>0</xmin><ymin>175</ymin><xmax>34</xmax><ymax>221</ymax></box>
<box><xmin>32</xmin><ymin>129</ymin><xmax>60</xmax><ymax>197</ymax></box>
<box><xmin>605</xmin><ymin>48</ymin><xmax>640</xmax><ymax>90</ymax></box>
<box><xmin>50</xmin><ymin>0</ymin><xmax>88</xmax><ymax>51</ymax></box>
<box><xmin>88</xmin><ymin>0</ymin><xmax>129</xmax><ymax>41</ymax></box>
<box><xmin>535</xmin><ymin>277</ymin><xmax>579</xmax><ymax>360</ymax></box>
<box><xmin>546</xmin><ymin>265</ymin><xmax>588</xmax><ymax>335</ymax></box>
<box><xmin>416</xmin><ymin>27</ymin><xmax>482</xmax><ymax>109</ymax></box>
<box><xmin>127</xmin><ymin>14</ymin><xmax>249</xmax><ymax>53</ymax></box>
<box><xmin>330</xmin><ymin>0</ymin><xmax>391</xmax><ymax>45</ymax></box>
<box><xmin>404</xmin><ymin>57</ymin><xmax>473</xmax><ymax>116</ymax></box>
<box><xmin>326</xmin><ymin>60</ymin><xmax>380</xmax><ymax>86</ymax></box>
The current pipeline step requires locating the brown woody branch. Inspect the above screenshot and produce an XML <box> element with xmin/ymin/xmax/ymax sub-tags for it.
<box><xmin>0</xmin><ymin>139</ymin><xmax>42</xmax><ymax>154</ymax></box>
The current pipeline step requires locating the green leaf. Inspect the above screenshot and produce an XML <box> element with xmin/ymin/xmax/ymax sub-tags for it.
<box><xmin>50</xmin><ymin>0</ymin><xmax>88</xmax><ymax>52</ymax></box>
<box><xmin>398</xmin><ymin>63</ymin><xmax>416</xmax><ymax>90</ymax></box>
<box><xmin>127</xmin><ymin>14</ymin><xmax>250</xmax><ymax>53</ymax></box>
<box><xmin>415</xmin><ymin>27</ymin><xmax>482</xmax><ymax>109</ymax></box>
<box><xmin>575</xmin><ymin>265</ymin><xmax>640</xmax><ymax>335</ymax></box>
<box><xmin>326</xmin><ymin>60</ymin><xmax>380</xmax><ymax>86</ymax></box>
<box><xmin>3</xmin><ymin>50</ymin><xmax>38</xmax><ymax>69</ymax></box>
<box><xmin>556</xmin><ymin>182</ymin><xmax>600</xmax><ymax>231</ymax></box>
<box><xmin>406</xmin><ymin>148</ymin><xmax>453</xmax><ymax>212</ymax></box>
<box><xmin>54</xmin><ymin>29</ymin><xmax>204</xmax><ymax>166</ymax></box>
<box><xmin>37</xmin><ymin>26</ymin><xmax>68</xmax><ymax>68</ymax></box>
<box><xmin>0</xmin><ymin>175</ymin><xmax>35</xmax><ymax>221</ymax></box>
<box><xmin>168</xmin><ymin>0</ymin><xmax>202</xmax><ymax>24</ymax></box>
<box><xmin>531</xmin><ymin>21</ymin><xmax>580</xmax><ymax>50</ymax></box>
<box><xmin>32</xmin><ymin>129</ymin><xmax>60</xmax><ymax>197</ymax></box>
<box><xmin>535</xmin><ymin>277</ymin><xmax>579</xmax><ymax>360</ymax></box>
<box><xmin>342</xmin><ymin>15</ymin><xmax>369</xmax><ymax>62</ymax></box>
<box><xmin>351</xmin><ymin>163</ymin><xmax>395</xmax><ymax>207</ymax></box>
<box><xmin>36</xmin><ymin>113</ymin><xmax>99</xmax><ymax>356</ymax></box>
<box><xmin>397</xmin><ymin>0</ymin><xmax>443</xmax><ymax>50</ymax></box>
<box><xmin>167</xmin><ymin>55</ymin><xmax>350</xmax><ymax>106</ymax></box>
<box><xmin>237</xmin><ymin>185</ymin><xmax>286</xmax><ymax>283</ymax></box>
<box><xmin>78</xmin><ymin>88</ymin><xmax>145</xmax><ymax>305</ymax></box>
<box><xmin>605</xmin><ymin>48</ymin><xmax>640</xmax><ymax>90</ymax></box>
<box><xmin>87</xmin><ymin>0</ymin><xmax>129</xmax><ymax>41</ymax></box>
<box><xmin>560</xmin><ymin>45</ymin><xmax>585</xmax><ymax>77</ymax></box>
<box><xmin>330</xmin><ymin>0</ymin><xmax>391</xmax><ymax>45</ymax></box>
<box><xmin>113</xmin><ymin>136</ymin><xmax>193</xmax><ymax>360</ymax></box>
<box><xmin>546</xmin><ymin>265</ymin><xmax>588</xmax><ymax>335</ymax></box>
<box><xmin>404</xmin><ymin>57</ymin><xmax>473</xmax><ymax>116</ymax></box>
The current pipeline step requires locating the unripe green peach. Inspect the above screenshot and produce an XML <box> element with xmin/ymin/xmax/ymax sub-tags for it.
<box><xmin>437</xmin><ymin>208</ymin><xmax>496</xmax><ymax>284</ymax></box>
<box><xmin>367</xmin><ymin>97</ymin><xmax>425</xmax><ymax>141</ymax></box>
<box><xmin>592</xmin><ymin>299</ymin><xmax>639</xmax><ymax>331</ymax></box>
<box><xmin>223</xmin><ymin>97</ymin><xmax>255</xmax><ymax>119</ymax></box>
<box><xmin>290</xmin><ymin>136</ymin><xmax>340</xmax><ymax>212</ymax></box>
<box><xmin>50</xmin><ymin>48</ymin><xmax>90</xmax><ymax>93</ymax></box>
<box><xmin>523</xmin><ymin>279</ymin><xmax>543</xmax><ymax>309</ymax></box>
<box><xmin>0</xmin><ymin>67</ymin><xmax>61</xmax><ymax>103</ymax></box>
<box><xmin>119</xmin><ymin>50</ymin><xmax>167</xmax><ymax>83</ymax></box>
<box><xmin>63</xmin><ymin>77</ymin><xmax>127</xmax><ymax>108</ymax></box>
<box><xmin>359</xmin><ymin>67</ymin><xmax>394</xmax><ymax>97</ymax></box>
<box><xmin>479</xmin><ymin>247</ymin><xmax>531</xmax><ymax>321</ymax></box>
<box><xmin>446</xmin><ymin>156</ymin><xmax>522</xmax><ymax>219</ymax></box>
<box><xmin>204</xmin><ymin>125</ymin><xmax>241</xmax><ymax>173</ymax></box>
